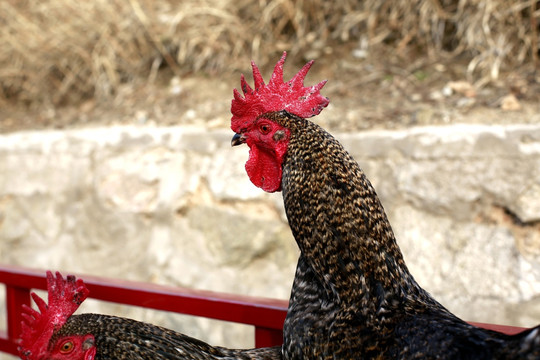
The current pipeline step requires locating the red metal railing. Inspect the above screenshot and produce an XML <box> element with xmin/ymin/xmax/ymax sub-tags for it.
<box><xmin>0</xmin><ymin>264</ymin><xmax>287</xmax><ymax>357</ymax></box>
<box><xmin>0</xmin><ymin>264</ymin><xmax>529</xmax><ymax>357</ymax></box>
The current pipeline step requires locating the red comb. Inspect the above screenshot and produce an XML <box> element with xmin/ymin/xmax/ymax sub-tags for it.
<box><xmin>231</xmin><ymin>51</ymin><xmax>329</xmax><ymax>132</ymax></box>
<box><xmin>18</xmin><ymin>271</ymin><xmax>90</xmax><ymax>360</ymax></box>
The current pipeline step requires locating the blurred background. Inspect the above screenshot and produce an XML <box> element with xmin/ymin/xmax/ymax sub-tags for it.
<box><xmin>1</xmin><ymin>0</ymin><xmax>539</xmax><ymax>130</ymax></box>
<box><xmin>0</xmin><ymin>0</ymin><xmax>539</xmax><ymax>358</ymax></box>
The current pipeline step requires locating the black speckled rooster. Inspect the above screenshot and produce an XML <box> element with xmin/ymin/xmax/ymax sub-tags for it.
<box><xmin>18</xmin><ymin>271</ymin><xmax>281</xmax><ymax>360</ymax></box>
<box><xmin>230</xmin><ymin>52</ymin><xmax>540</xmax><ymax>359</ymax></box>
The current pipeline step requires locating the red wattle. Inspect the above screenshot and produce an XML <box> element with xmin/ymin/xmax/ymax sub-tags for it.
<box><xmin>245</xmin><ymin>144</ymin><xmax>282</xmax><ymax>192</ymax></box>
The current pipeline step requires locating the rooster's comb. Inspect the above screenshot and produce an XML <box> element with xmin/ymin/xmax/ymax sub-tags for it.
<box><xmin>18</xmin><ymin>271</ymin><xmax>89</xmax><ymax>360</ymax></box>
<box><xmin>231</xmin><ymin>51</ymin><xmax>329</xmax><ymax>132</ymax></box>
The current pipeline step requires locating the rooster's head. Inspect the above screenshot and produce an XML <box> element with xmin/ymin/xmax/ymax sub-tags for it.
<box><xmin>18</xmin><ymin>271</ymin><xmax>95</xmax><ymax>360</ymax></box>
<box><xmin>230</xmin><ymin>52</ymin><xmax>329</xmax><ymax>192</ymax></box>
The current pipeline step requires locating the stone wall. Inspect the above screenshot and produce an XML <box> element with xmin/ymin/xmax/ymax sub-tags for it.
<box><xmin>0</xmin><ymin>124</ymin><xmax>539</xmax><ymax>358</ymax></box>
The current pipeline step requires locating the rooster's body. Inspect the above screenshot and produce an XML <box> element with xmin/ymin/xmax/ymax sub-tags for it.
<box><xmin>19</xmin><ymin>271</ymin><xmax>281</xmax><ymax>360</ymax></box>
<box><xmin>230</xmin><ymin>53</ymin><xmax>540</xmax><ymax>359</ymax></box>
<box><xmin>278</xmin><ymin>113</ymin><xmax>540</xmax><ymax>359</ymax></box>
<box><xmin>52</xmin><ymin>313</ymin><xmax>280</xmax><ymax>360</ymax></box>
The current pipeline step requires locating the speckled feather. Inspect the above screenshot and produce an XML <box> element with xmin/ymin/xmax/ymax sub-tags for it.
<box><xmin>54</xmin><ymin>313</ymin><xmax>281</xmax><ymax>360</ymax></box>
<box><xmin>261</xmin><ymin>110</ymin><xmax>540</xmax><ymax>359</ymax></box>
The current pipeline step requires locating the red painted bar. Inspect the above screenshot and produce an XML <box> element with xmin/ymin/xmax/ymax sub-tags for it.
<box><xmin>468</xmin><ymin>321</ymin><xmax>528</xmax><ymax>336</ymax></box>
<box><xmin>6</xmin><ymin>285</ymin><xmax>30</xmax><ymax>341</ymax></box>
<box><xmin>0</xmin><ymin>334</ymin><xmax>18</xmax><ymax>357</ymax></box>
<box><xmin>0</xmin><ymin>265</ymin><xmax>288</xmax><ymax>330</ymax></box>
<box><xmin>255</xmin><ymin>327</ymin><xmax>284</xmax><ymax>348</ymax></box>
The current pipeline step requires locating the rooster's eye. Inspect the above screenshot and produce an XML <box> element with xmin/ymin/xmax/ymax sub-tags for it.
<box><xmin>259</xmin><ymin>123</ymin><xmax>271</xmax><ymax>134</ymax></box>
<box><xmin>59</xmin><ymin>340</ymin><xmax>74</xmax><ymax>353</ymax></box>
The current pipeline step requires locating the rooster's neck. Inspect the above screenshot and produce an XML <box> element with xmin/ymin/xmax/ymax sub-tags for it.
<box><xmin>280</xmin><ymin>117</ymin><xmax>429</xmax><ymax>313</ymax></box>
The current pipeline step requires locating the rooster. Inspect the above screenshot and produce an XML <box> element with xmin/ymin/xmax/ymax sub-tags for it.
<box><xmin>230</xmin><ymin>52</ymin><xmax>540</xmax><ymax>359</ymax></box>
<box><xmin>18</xmin><ymin>271</ymin><xmax>281</xmax><ymax>360</ymax></box>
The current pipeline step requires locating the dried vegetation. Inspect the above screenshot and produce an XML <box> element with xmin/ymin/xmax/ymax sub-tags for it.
<box><xmin>0</xmin><ymin>0</ymin><xmax>538</xmax><ymax>108</ymax></box>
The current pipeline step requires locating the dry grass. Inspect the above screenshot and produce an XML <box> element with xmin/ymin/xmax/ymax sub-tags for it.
<box><xmin>0</xmin><ymin>0</ymin><xmax>538</xmax><ymax>107</ymax></box>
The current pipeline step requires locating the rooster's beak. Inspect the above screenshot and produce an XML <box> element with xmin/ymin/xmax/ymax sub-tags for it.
<box><xmin>231</xmin><ymin>133</ymin><xmax>246</xmax><ymax>146</ymax></box>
